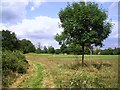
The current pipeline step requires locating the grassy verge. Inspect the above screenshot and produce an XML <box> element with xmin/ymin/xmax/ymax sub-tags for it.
<box><xmin>19</xmin><ymin>61</ymin><xmax>45</xmax><ymax>88</ymax></box>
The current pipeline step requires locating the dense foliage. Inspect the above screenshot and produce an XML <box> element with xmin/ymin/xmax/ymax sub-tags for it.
<box><xmin>2</xmin><ymin>50</ymin><xmax>29</xmax><ymax>87</ymax></box>
<box><xmin>18</xmin><ymin>39</ymin><xmax>36</xmax><ymax>54</ymax></box>
<box><xmin>1</xmin><ymin>30</ymin><xmax>19</xmax><ymax>51</ymax></box>
<box><xmin>1</xmin><ymin>30</ymin><xmax>35</xmax><ymax>54</ymax></box>
<box><xmin>55</xmin><ymin>2</ymin><xmax>112</xmax><ymax>65</ymax></box>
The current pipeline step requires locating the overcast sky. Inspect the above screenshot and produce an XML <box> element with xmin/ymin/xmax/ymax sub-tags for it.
<box><xmin>0</xmin><ymin>0</ymin><xmax>119</xmax><ymax>49</ymax></box>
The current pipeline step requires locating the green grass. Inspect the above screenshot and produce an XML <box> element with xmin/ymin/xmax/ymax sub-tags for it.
<box><xmin>19</xmin><ymin>61</ymin><xmax>45</xmax><ymax>88</ymax></box>
<box><xmin>26</xmin><ymin>53</ymin><xmax>118</xmax><ymax>60</ymax></box>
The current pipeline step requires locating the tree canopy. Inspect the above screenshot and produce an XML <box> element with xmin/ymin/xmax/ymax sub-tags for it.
<box><xmin>1</xmin><ymin>30</ymin><xmax>36</xmax><ymax>54</ymax></box>
<box><xmin>19</xmin><ymin>39</ymin><xmax>36</xmax><ymax>54</ymax></box>
<box><xmin>1</xmin><ymin>30</ymin><xmax>19</xmax><ymax>51</ymax></box>
<box><xmin>55</xmin><ymin>2</ymin><xmax>112</xmax><ymax>65</ymax></box>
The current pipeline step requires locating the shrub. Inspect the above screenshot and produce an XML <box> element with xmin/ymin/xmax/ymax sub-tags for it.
<box><xmin>2</xmin><ymin>50</ymin><xmax>29</xmax><ymax>87</ymax></box>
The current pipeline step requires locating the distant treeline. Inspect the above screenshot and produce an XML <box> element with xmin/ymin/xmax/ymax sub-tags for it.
<box><xmin>36</xmin><ymin>45</ymin><xmax>120</xmax><ymax>55</ymax></box>
<box><xmin>1</xmin><ymin>30</ymin><xmax>119</xmax><ymax>55</ymax></box>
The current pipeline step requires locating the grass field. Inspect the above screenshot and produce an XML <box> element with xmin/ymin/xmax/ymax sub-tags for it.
<box><xmin>13</xmin><ymin>53</ymin><xmax>118</xmax><ymax>88</ymax></box>
<box><xmin>26</xmin><ymin>53</ymin><xmax>118</xmax><ymax>60</ymax></box>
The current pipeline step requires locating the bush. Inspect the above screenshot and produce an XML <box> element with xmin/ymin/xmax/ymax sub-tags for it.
<box><xmin>2</xmin><ymin>50</ymin><xmax>29</xmax><ymax>87</ymax></box>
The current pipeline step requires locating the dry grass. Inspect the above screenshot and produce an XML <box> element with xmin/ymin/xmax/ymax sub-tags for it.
<box><xmin>26</xmin><ymin>55</ymin><xmax>76</xmax><ymax>70</ymax></box>
<box><xmin>10</xmin><ymin>60</ymin><xmax>36</xmax><ymax>88</ymax></box>
<box><xmin>24</xmin><ymin>54</ymin><xmax>118</xmax><ymax>88</ymax></box>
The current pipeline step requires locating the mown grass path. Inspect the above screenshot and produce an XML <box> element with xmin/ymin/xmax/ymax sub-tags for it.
<box><xmin>18</xmin><ymin>61</ymin><xmax>44</xmax><ymax>88</ymax></box>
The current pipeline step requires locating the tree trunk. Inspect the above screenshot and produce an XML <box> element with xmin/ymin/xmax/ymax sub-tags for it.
<box><xmin>82</xmin><ymin>45</ymin><xmax>84</xmax><ymax>66</ymax></box>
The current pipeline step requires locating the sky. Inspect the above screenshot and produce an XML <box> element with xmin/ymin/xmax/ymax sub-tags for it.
<box><xmin>0</xmin><ymin>0</ymin><xmax>119</xmax><ymax>49</ymax></box>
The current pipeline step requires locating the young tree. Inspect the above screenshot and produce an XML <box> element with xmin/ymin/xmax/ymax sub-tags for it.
<box><xmin>55</xmin><ymin>2</ymin><xmax>112</xmax><ymax>66</ymax></box>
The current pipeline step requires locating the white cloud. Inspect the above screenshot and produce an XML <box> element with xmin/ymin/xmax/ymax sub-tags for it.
<box><xmin>0</xmin><ymin>1</ymin><xmax>27</xmax><ymax>24</ymax></box>
<box><xmin>1</xmin><ymin>16</ymin><xmax>118</xmax><ymax>49</ymax></box>
<box><xmin>0</xmin><ymin>0</ymin><xmax>44</xmax><ymax>24</ymax></box>
<box><xmin>108</xmin><ymin>20</ymin><xmax>118</xmax><ymax>39</ymax></box>
<box><xmin>0</xmin><ymin>16</ymin><xmax>63</xmax><ymax>48</ymax></box>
